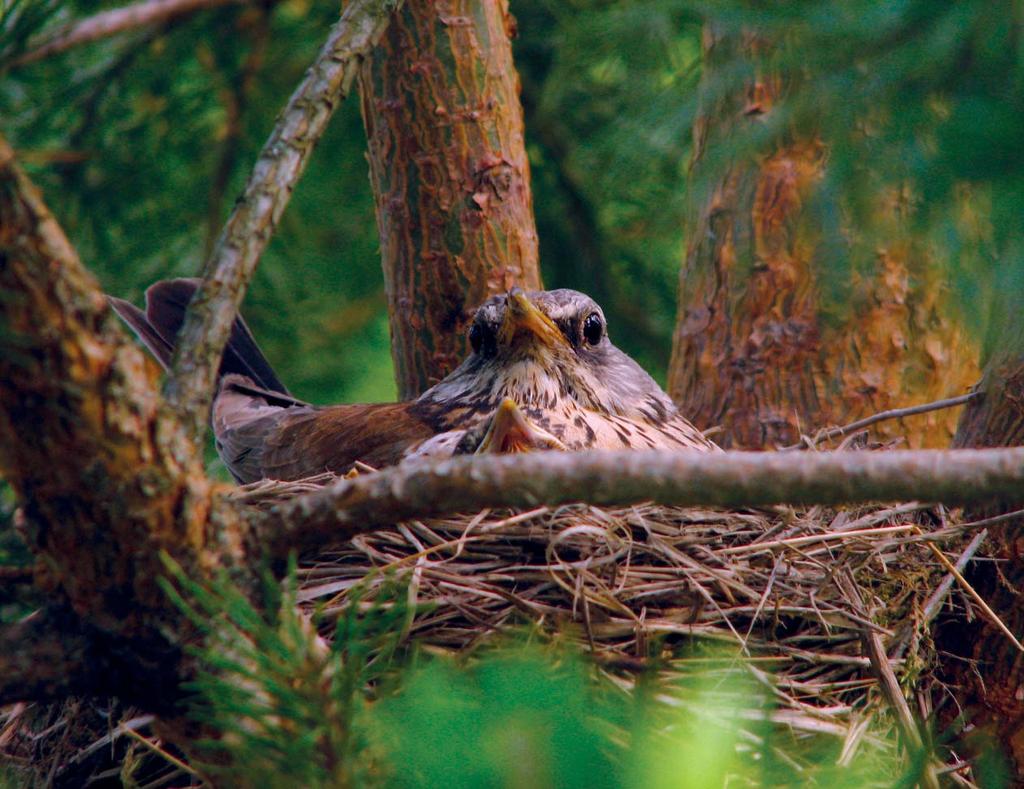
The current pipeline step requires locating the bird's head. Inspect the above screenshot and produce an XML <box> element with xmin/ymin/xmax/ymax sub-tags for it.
<box><xmin>420</xmin><ymin>288</ymin><xmax>677</xmax><ymax>421</ymax></box>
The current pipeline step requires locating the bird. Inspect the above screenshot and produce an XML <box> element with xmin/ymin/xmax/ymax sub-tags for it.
<box><xmin>425</xmin><ymin>288</ymin><xmax>717</xmax><ymax>454</ymax></box>
<box><xmin>110</xmin><ymin>279</ymin><xmax>715</xmax><ymax>483</ymax></box>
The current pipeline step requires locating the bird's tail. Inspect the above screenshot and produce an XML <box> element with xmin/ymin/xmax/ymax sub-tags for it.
<box><xmin>108</xmin><ymin>278</ymin><xmax>291</xmax><ymax>397</ymax></box>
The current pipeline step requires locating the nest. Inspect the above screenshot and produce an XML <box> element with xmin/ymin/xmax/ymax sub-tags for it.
<box><xmin>4</xmin><ymin>467</ymin><xmax>993</xmax><ymax>785</ymax></box>
<box><xmin>235</xmin><ymin>475</ymin><xmax>983</xmax><ymax>769</ymax></box>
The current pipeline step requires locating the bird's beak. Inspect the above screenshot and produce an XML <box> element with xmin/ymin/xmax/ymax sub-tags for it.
<box><xmin>498</xmin><ymin>288</ymin><xmax>568</xmax><ymax>350</ymax></box>
<box><xmin>474</xmin><ymin>398</ymin><xmax>568</xmax><ymax>454</ymax></box>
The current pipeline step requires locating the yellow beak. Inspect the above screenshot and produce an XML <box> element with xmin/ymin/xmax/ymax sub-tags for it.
<box><xmin>474</xmin><ymin>398</ymin><xmax>568</xmax><ymax>454</ymax></box>
<box><xmin>497</xmin><ymin>288</ymin><xmax>568</xmax><ymax>350</ymax></box>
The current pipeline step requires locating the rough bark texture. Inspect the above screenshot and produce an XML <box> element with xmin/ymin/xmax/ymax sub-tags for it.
<box><xmin>359</xmin><ymin>0</ymin><xmax>542</xmax><ymax>399</ymax></box>
<box><xmin>952</xmin><ymin>346</ymin><xmax>1024</xmax><ymax>451</ymax></box>
<box><xmin>937</xmin><ymin>343</ymin><xmax>1024</xmax><ymax>776</ymax></box>
<box><xmin>0</xmin><ymin>608</ymin><xmax>101</xmax><ymax>704</ymax></box>
<box><xmin>667</xmin><ymin>30</ymin><xmax>978</xmax><ymax>449</ymax></box>
<box><xmin>0</xmin><ymin>135</ymin><xmax>252</xmax><ymax>711</ymax></box>
<box><xmin>165</xmin><ymin>0</ymin><xmax>402</xmax><ymax>445</ymax></box>
<box><xmin>267</xmin><ymin>446</ymin><xmax>1024</xmax><ymax>556</ymax></box>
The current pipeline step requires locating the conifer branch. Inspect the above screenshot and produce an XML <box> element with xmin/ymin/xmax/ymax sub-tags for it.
<box><xmin>12</xmin><ymin>0</ymin><xmax>244</xmax><ymax>67</ymax></box>
<box><xmin>263</xmin><ymin>447</ymin><xmax>1024</xmax><ymax>555</ymax></box>
<box><xmin>163</xmin><ymin>0</ymin><xmax>402</xmax><ymax>446</ymax></box>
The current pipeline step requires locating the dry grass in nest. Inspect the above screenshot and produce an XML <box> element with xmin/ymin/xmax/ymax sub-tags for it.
<box><xmin>235</xmin><ymin>474</ymin><xmax>986</xmax><ymax>764</ymax></box>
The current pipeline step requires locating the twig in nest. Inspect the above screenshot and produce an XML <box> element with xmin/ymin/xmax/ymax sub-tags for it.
<box><xmin>912</xmin><ymin>525</ymin><xmax>1024</xmax><ymax>652</ymax></box>
<box><xmin>717</xmin><ymin>524</ymin><xmax>917</xmax><ymax>556</ymax></box>
<box><xmin>837</xmin><ymin>571</ymin><xmax>941</xmax><ymax>789</ymax></box>
<box><xmin>950</xmin><ymin>507</ymin><xmax>1024</xmax><ymax>535</ymax></box>
<box><xmin>887</xmin><ymin>526</ymin><xmax>988</xmax><ymax>662</ymax></box>
<box><xmin>784</xmin><ymin>392</ymin><xmax>979</xmax><ymax>451</ymax></box>
<box><xmin>120</xmin><ymin>725</ymin><xmax>203</xmax><ymax>780</ymax></box>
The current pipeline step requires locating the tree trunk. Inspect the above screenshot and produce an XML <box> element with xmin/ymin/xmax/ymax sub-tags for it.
<box><xmin>0</xmin><ymin>136</ymin><xmax>276</xmax><ymax>717</ymax></box>
<box><xmin>667</xmin><ymin>30</ymin><xmax>978</xmax><ymax>449</ymax></box>
<box><xmin>359</xmin><ymin>0</ymin><xmax>542</xmax><ymax>399</ymax></box>
<box><xmin>936</xmin><ymin>338</ymin><xmax>1024</xmax><ymax>776</ymax></box>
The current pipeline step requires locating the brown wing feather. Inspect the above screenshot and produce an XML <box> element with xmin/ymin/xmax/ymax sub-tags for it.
<box><xmin>260</xmin><ymin>403</ymin><xmax>437</xmax><ymax>480</ymax></box>
<box><xmin>213</xmin><ymin>376</ymin><xmax>440</xmax><ymax>482</ymax></box>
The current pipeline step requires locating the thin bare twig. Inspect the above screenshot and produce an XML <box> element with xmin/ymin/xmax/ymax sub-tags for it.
<box><xmin>163</xmin><ymin>0</ymin><xmax>402</xmax><ymax>444</ymax></box>
<box><xmin>920</xmin><ymin>530</ymin><xmax>989</xmax><ymax>626</ymax></box>
<box><xmin>262</xmin><ymin>446</ymin><xmax>1024</xmax><ymax>556</ymax></box>
<box><xmin>784</xmin><ymin>392</ymin><xmax>979</xmax><ymax>451</ymax></box>
<box><xmin>950</xmin><ymin>507</ymin><xmax>1024</xmax><ymax>535</ymax></box>
<box><xmin>11</xmin><ymin>0</ymin><xmax>245</xmax><ymax>67</ymax></box>
<box><xmin>120</xmin><ymin>725</ymin><xmax>204</xmax><ymax>780</ymax></box>
<box><xmin>913</xmin><ymin>526</ymin><xmax>1024</xmax><ymax>652</ymax></box>
<box><xmin>717</xmin><ymin>524</ymin><xmax>917</xmax><ymax>556</ymax></box>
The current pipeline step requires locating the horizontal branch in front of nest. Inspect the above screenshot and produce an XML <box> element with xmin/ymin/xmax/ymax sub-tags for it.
<box><xmin>244</xmin><ymin>447</ymin><xmax>1024</xmax><ymax>556</ymax></box>
<box><xmin>229</xmin><ymin>447</ymin><xmax>1024</xmax><ymax>776</ymax></box>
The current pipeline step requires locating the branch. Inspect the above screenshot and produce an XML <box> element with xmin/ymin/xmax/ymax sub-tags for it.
<box><xmin>0</xmin><ymin>133</ymin><xmax>253</xmax><ymax>637</ymax></box>
<box><xmin>263</xmin><ymin>447</ymin><xmax>1024</xmax><ymax>555</ymax></box>
<box><xmin>784</xmin><ymin>392</ymin><xmax>980</xmax><ymax>450</ymax></box>
<box><xmin>11</xmin><ymin>0</ymin><xmax>244</xmax><ymax>68</ymax></box>
<box><xmin>0</xmin><ymin>136</ymin><xmax>83</xmax><ymax>268</ymax></box>
<box><xmin>163</xmin><ymin>0</ymin><xmax>402</xmax><ymax>444</ymax></box>
<box><xmin>0</xmin><ymin>608</ymin><xmax>97</xmax><ymax>705</ymax></box>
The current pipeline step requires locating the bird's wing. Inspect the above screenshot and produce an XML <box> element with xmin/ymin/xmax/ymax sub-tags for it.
<box><xmin>260</xmin><ymin>401</ymin><xmax>439</xmax><ymax>479</ymax></box>
<box><xmin>651</xmin><ymin>414</ymin><xmax>719</xmax><ymax>451</ymax></box>
<box><xmin>213</xmin><ymin>376</ymin><xmax>438</xmax><ymax>482</ymax></box>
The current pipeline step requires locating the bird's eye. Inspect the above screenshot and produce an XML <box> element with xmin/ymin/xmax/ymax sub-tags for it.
<box><xmin>470</xmin><ymin>322</ymin><xmax>498</xmax><ymax>355</ymax></box>
<box><xmin>582</xmin><ymin>313</ymin><xmax>603</xmax><ymax>345</ymax></box>
<box><xmin>469</xmin><ymin>323</ymin><xmax>484</xmax><ymax>353</ymax></box>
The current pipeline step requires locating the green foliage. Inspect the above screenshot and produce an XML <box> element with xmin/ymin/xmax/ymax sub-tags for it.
<box><xmin>0</xmin><ymin>0</ymin><xmax>59</xmax><ymax>64</ymax></box>
<box><xmin>0</xmin><ymin>480</ymin><xmax>35</xmax><ymax>623</ymax></box>
<box><xmin>374</xmin><ymin>652</ymin><xmax>626</xmax><ymax>789</ymax></box>
<box><xmin>161</xmin><ymin>556</ymin><xmax>410</xmax><ymax>786</ymax></box>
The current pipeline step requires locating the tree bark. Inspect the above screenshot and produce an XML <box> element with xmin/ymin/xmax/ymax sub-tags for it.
<box><xmin>936</xmin><ymin>339</ymin><xmax>1024</xmax><ymax>776</ymax></box>
<box><xmin>359</xmin><ymin>0</ymin><xmax>542</xmax><ymax>399</ymax></box>
<box><xmin>667</xmin><ymin>29</ymin><xmax>978</xmax><ymax>449</ymax></box>
<box><xmin>952</xmin><ymin>340</ymin><xmax>1024</xmax><ymax>451</ymax></box>
<box><xmin>0</xmin><ymin>134</ymin><xmax>257</xmax><ymax>713</ymax></box>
